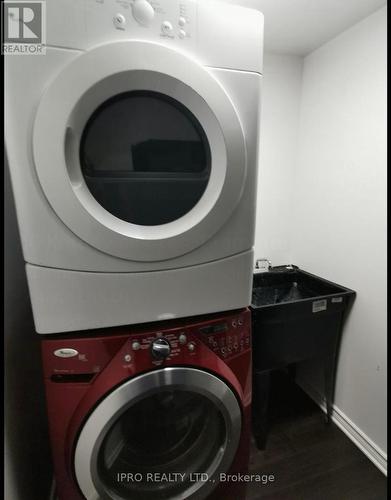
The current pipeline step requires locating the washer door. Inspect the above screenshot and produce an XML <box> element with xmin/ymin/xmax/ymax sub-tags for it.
<box><xmin>74</xmin><ymin>367</ymin><xmax>242</xmax><ymax>500</ymax></box>
<box><xmin>33</xmin><ymin>41</ymin><xmax>246</xmax><ymax>262</ymax></box>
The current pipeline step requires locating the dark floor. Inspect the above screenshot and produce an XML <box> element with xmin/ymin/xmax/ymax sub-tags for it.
<box><xmin>248</xmin><ymin>371</ymin><xmax>387</xmax><ymax>500</ymax></box>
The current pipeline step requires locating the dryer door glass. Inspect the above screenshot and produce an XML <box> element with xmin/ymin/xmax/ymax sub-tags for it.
<box><xmin>96</xmin><ymin>389</ymin><xmax>225</xmax><ymax>498</ymax></box>
<box><xmin>80</xmin><ymin>91</ymin><xmax>211</xmax><ymax>226</ymax></box>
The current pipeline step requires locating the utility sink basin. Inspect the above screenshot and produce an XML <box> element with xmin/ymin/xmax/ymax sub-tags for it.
<box><xmin>252</xmin><ymin>265</ymin><xmax>349</xmax><ymax>308</ymax></box>
<box><xmin>251</xmin><ymin>265</ymin><xmax>356</xmax><ymax>372</ymax></box>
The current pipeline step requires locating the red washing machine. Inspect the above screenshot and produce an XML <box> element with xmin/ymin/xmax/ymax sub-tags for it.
<box><xmin>42</xmin><ymin>309</ymin><xmax>252</xmax><ymax>500</ymax></box>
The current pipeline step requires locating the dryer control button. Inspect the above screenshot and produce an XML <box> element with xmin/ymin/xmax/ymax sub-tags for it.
<box><xmin>113</xmin><ymin>13</ymin><xmax>126</xmax><ymax>29</ymax></box>
<box><xmin>162</xmin><ymin>21</ymin><xmax>173</xmax><ymax>33</ymax></box>
<box><xmin>179</xmin><ymin>29</ymin><xmax>186</xmax><ymax>39</ymax></box>
<box><xmin>54</xmin><ymin>348</ymin><xmax>78</xmax><ymax>358</ymax></box>
<box><xmin>188</xmin><ymin>342</ymin><xmax>196</xmax><ymax>352</ymax></box>
<box><xmin>132</xmin><ymin>0</ymin><xmax>154</xmax><ymax>26</ymax></box>
<box><xmin>179</xmin><ymin>16</ymin><xmax>187</xmax><ymax>27</ymax></box>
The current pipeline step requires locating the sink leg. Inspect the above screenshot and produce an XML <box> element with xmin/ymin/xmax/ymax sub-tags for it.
<box><xmin>324</xmin><ymin>353</ymin><xmax>336</xmax><ymax>424</ymax></box>
<box><xmin>252</xmin><ymin>370</ymin><xmax>271</xmax><ymax>450</ymax></box>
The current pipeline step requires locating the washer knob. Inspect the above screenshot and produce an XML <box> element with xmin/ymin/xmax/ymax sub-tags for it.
<box><xmin>132</xmin><ymin>0</ymin><xmax>154</xmax><ymax>26</ymax></box>
<box><xmin>151</xmin><ymin>338</ymin><xmax>171</xmax><ymax>360</ymax></box>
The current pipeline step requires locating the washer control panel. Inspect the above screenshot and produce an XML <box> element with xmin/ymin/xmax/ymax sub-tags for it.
<box><xmin>42</xmin><ymin>310</ymin><xmax>251</xmax><ymax>381</ymax></box>
<box><xmin>127</xmin><ymin>311</ymin><xmax>251</xmax><ymax>364</ymax></box>
<box><xmin>199</xmin><ymin>314</ymin><xmax>250</xmax><ymax>360</ymax></box>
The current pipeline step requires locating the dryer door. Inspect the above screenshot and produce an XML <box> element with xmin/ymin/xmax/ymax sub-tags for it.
<box><xmin>33</xmin><ymin>41</ymin><xmax>246</xmax><ymax>262</ymax></box>
<box><xmin>74</xmin><ymin>367</ymin><xmax>241</xmax><ymax>500</ymax></box>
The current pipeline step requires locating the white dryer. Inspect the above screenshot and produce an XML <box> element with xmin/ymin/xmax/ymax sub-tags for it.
<box><xmin>5</xmin><ymin>0</ymin><xmax>264</xmax><ymax>334</ymax></box>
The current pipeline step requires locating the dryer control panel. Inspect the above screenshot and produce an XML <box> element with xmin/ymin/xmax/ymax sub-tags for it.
<box><xmin>45</xmin><ymin>0</ymin><xmax>197</xmax><ymax>52</ymax></box>
<box><xmin>103</xmin><ymin>0</ymin><xmax>196</xmax><ymax>41</ymax></box>
<box><xmin>44</xmin><ymin>0</ymin><xmax>263</xmax><ymax>73</ymax></box>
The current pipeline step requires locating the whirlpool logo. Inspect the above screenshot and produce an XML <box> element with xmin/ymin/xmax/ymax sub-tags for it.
<box><xmin>1</xmin><ymin>1</ymin><xmax>46</xmax><ymax>55</ymax></box>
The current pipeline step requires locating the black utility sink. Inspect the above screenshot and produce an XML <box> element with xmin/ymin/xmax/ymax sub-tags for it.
<box><xmin>251</xmin><ymin>265</ymin><xmax>356</xmax><ymax>372</ymax></box>
<box><xmin>250</xmin><ymin>265</ymin><xmax>356</xmax><ymax>450</ymax></box>
<box><xmin>252</xmin><ymin>266</ymin><xmax>346</xmax><ymax>307</ymax></box>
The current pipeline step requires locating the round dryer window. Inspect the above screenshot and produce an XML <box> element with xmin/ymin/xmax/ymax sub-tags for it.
<box><xmin>33</xmin><ymin>41</ymin><xmax>247</xmax><ymax>262</ymax></box>
<box><xmin>80</xmin><ymin>91</ymin><xmax>211</xmax><ymax>226</ymax></box>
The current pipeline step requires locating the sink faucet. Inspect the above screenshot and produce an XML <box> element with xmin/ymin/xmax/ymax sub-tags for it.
<box><xmin>255</xmin><ymin>258</ymin><xmax>272</xmax><ymax>272</ymax></box>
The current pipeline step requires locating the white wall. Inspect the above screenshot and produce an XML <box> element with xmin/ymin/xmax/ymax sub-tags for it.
<box><xmin>255</xmin><ymin>52</ymin><xmax>303</xmax><ymax>264</ymax></box>
<box><xmin>291</xmin><ymin>7</ymin><xmax>387</xmax><ymax>460</ymax></box>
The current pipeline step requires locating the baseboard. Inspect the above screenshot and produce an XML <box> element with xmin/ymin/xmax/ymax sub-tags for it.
<box><xmin>298</xmin><ymin>381</ymin><xmax>388</xmax><ymax>476</ymax></box>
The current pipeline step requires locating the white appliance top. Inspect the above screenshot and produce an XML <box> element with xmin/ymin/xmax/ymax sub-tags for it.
<box><xmin>45</xmin><ymin>0</ymin><xmax>264</xmax><ymax>73</ymax></box>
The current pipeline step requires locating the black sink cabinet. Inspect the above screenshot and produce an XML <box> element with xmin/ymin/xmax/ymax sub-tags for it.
<box><xmin>251</xmin><ymin>266</ymin><xmax>356</xmax><ymax>450</ymax></box>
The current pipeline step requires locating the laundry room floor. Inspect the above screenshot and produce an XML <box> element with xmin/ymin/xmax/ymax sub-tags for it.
<box><xmin>248</xmin><ymin>371</ymin><xmax>387</xmax><ymax>500</ymax></box>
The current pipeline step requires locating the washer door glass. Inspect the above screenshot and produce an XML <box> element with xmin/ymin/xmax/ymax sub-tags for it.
<box><xmin>74</xmin><ymin>368</ymin><xmax>242</xmax><ymax>500</ymax></box>
<box><xmin>98</xmin><ymin>390</ymin><xmax>224</xmax><ymax>498</ymax></box>
<box><xmin>80</xmin><ymin>91</ymin><xmax>211</xmax><ymax>226</ymax></box>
